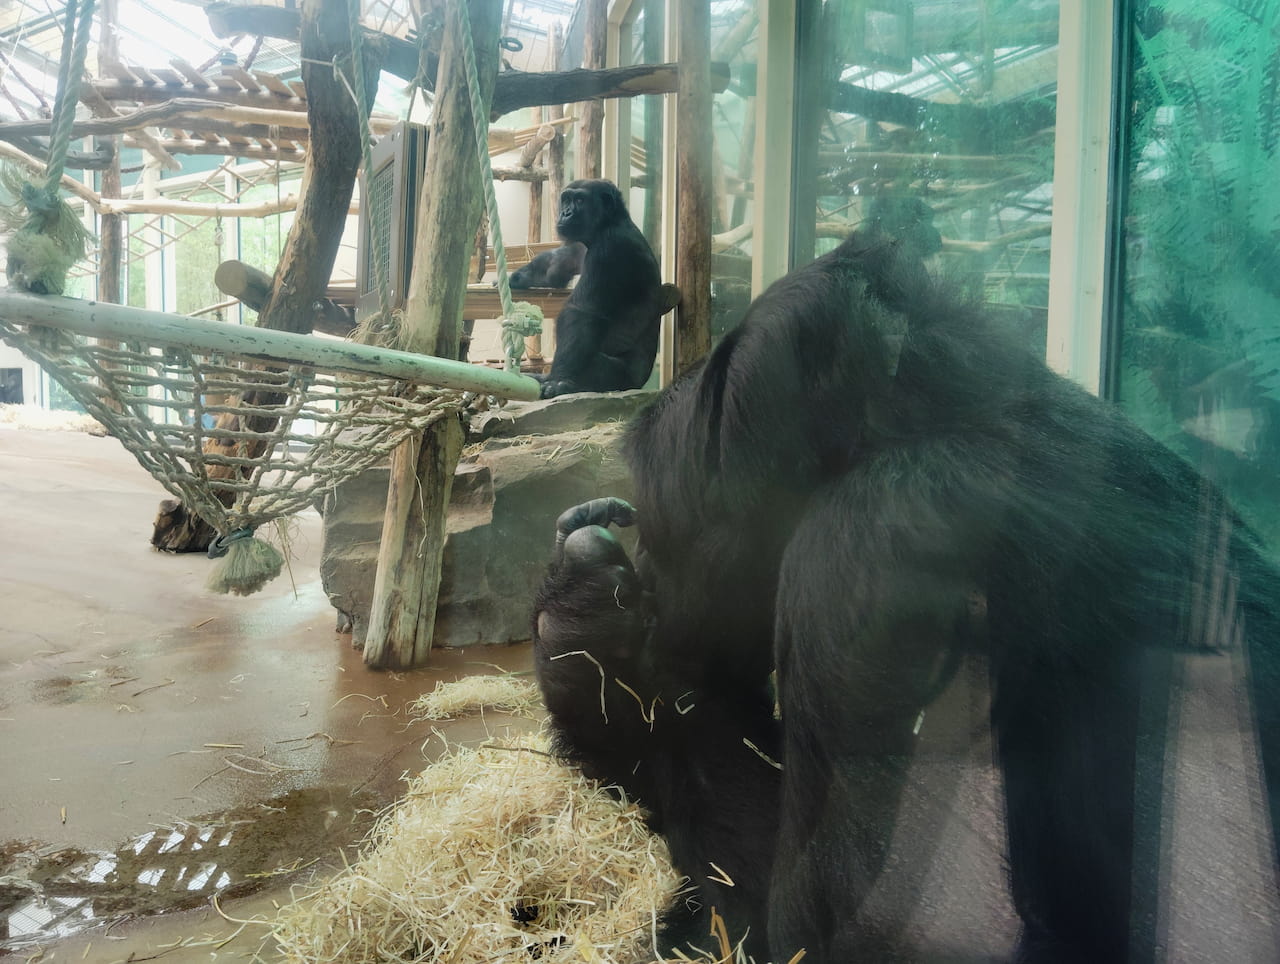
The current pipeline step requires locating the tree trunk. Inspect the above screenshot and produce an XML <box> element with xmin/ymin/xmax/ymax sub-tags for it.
<box><xmin>363</xmin><ymin>0</ymin><xmax>503</xmax><ymax>670</ymax></box>
<box><xmin>675</xmin><ymin>0</ymin><xmax>713</xmax><ymax>374</ymax></box>
<box><xmin>576</xmin><ymin>0</ymin><xmax>607</xmax><ymax>180</ymax></box>
<box><xmin>149</xmin><ymin>0</ymin><xmax>380</xmax><ymax>552</ymax></box>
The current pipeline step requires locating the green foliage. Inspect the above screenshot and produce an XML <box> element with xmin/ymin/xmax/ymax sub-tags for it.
<box><xmin>1120</xmin><ymin>0</ymin><xmax>1280</xmax><ymax>549</ymax></box>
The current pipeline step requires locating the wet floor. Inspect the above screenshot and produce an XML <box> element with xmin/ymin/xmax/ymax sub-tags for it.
<box><xmin>0</xmin><ymin>427</ymin><xmax>538</xmax><ymax>960</ymax></box>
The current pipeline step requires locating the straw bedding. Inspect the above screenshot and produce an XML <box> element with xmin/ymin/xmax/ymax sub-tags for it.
<box><xmin>270</xmin><ymin>678</ymin><xmax>688</xmax><ymax>963</ymax></box>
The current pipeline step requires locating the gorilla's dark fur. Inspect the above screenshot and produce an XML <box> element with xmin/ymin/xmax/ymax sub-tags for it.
<box><xmin>509</xmin><ymin>241</ymin><xmax>585</xmax><ymax>289</ymax></box>
<box><xmin>538</xmin><ymin>179</ymin><xmax>665</xmax><ymax>398</ymax></box>
<box><xmin>533</xmin><ymin>233</ymin><xmax>1280</xmax><ymax>962</ymax></box>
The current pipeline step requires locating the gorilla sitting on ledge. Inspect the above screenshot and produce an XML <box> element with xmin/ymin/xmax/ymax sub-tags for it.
<box><xmin>532</xmin><ymin>233</ymin><xmax>1280</xmax><ymax>963</ymax></box>
<box><xmin>537</xmin><ymin>179</ymin><xmax>666</xmax><ymax>399</ymax></box>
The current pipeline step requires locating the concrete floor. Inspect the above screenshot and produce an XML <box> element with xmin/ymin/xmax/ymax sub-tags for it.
<box><xmin>0</xmin><ymin>426</ymin><xmax>537</xmax><ymax>961</ymax></box>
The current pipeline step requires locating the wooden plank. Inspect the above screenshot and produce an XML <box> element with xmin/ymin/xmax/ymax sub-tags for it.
<box><xmin>223</xmin><ymin>66</ymin><xmax>262</xmax><ymax>91</ymax></box>
<box><xmin>170</xmin><ymin>58</ymin><xmax>212</xmax><ymax>87</ymax></box>
<box><xmin>106</xmin><ymin>63</ymin><xmax>140</xmax><ymax>84</ymax></box>
<box><xmin>460</xmin><ymin>285</ymin><xmax>571</xmax><ymax>319</ymax></box>
<box><xmin>254</xmin><ymin>71</ymin><xmax>295</xmax><ymax>97</ymax></box>
<box><xmin>287</xmin><ymin>79</ymin><xmax>307</xmax><ymax>99</ymax></box>
<box><xmin>131</xmin><ymin>65</ymin><xmax>162</xmax><ymax>85</ymax></box>
<box><xmin>210</xmin><ymin>74</ymin><xmax>242</xmax><ymax>92</ymax></box>
<box><xmin>150</xmin><ymin>67</ymin><xmax>187</xmax><ymax>86</ymax></box>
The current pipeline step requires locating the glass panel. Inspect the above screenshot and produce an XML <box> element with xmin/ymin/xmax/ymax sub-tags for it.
<box><xmin>709</xmin><ymin>0</ymin><xmax>758</xmax><ymax>336</ymax></box>
<box><xmin>794</xmin><ymin>0</ymin><xmax>1060</xmax><ymax>353</ymax></box>
<box><xmin>170</xmin><ymin>192</ymin><xmax>224</xmax><ymax>318</ymax></box>
<box><xmin>1116</xmin><ymin>0</ymin><xmax>1280</xmax><ymax>553</ymax></box>
<box><xmin>620</xmin><ymin>0</ymin><xmax>666</xmax><ymax>252</ymax></box>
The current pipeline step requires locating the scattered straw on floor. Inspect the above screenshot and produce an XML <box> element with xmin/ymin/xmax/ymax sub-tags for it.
<box><xmin>269</xmin><ymin>727</ymin><xmax>682</xmax><ymax>963</ymax></box>
<box><xmin>0</xmin><ymin>403</ymin><xmax>104</xmax><ymax>433</ymax></box>
<box><xmin>409</xmin><ymin>673</ymin><xmax>544</xmax><ymax>721</ymax></box>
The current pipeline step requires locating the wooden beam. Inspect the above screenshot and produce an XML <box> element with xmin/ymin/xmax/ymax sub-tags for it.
<box><xmin>254</xmin><ymin>0</ymin><xmax>383</xmax><ymax>336</ymax></box>
<box><xmin>576</xmin><ymin>0</ymin><xmax>607</xmax><ymax>179</ymax></box>
<box><xmin>674</xmin><ymin>0</ymin><xmax>713</xmax><ymax>373</ymax></box>
<box><xmin>490</xmin><ymin>61</ymin><xmax>731</xmax><ymax>118</ymax></box>
<box><xmin>214</xmin><ymin>259</ymin><xmax>356</xmax><ymax>336</ymax></box>
<box><xmin>364</xmin><ymin>0</ymin><xmax>504</xmax><ymax>671</ymax></box>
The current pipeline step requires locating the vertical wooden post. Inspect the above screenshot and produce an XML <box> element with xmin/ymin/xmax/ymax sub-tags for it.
<box><xmin>97</xmin><ymin>0</ymin><xmax>122</xmax><ymax>307</ymax></box>
<box><xmin>545</xmin><ymin>21</ymin><xmax>567</xmax><ymax>361</ymax></box>
<box><xmin>363</xmin><ymin>0</ymin><xmax>503</xmax><ymax>670</ymax></box>
<box><xmin>576</xmin><ymin>0</ymin><xmax>607</xmax><ymax>180</ymax></box>
<box><xmin>524</xmin><ymin>104</ymin><xmax>545</xmax><ymax>363</ymax></box>
<box><xmin>674</xmin><ymin>0</ymin><xmax>713</xmax><ymax>373</ymax></box>
<box><xmin>548</xmin><ymin>22</ymin><xmax>567</xmax><ymax>204</ymax></box>
<box><xmin>259</xmin><ymin>0</ymin><xmax>381</xmax><ymax>335</ymax></box>
<box><xmin>527</xmin><ymin>105</ymin><xmax>544</xmax><ymax>240</ymax></box>
<box><xmin>641</xmin><ymin>1</ymin><xmax>664</xmax><ymax>248</ymax></box>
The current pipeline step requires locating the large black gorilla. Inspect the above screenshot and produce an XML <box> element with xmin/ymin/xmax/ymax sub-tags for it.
<box><xmin>532</xmin><ymin>233</ymin><xmax>1280</xmax><ymax>962</ymax></box>
<box><xmin>538</xmin><ymin>179</ymin><xmax>666</xmax><ymax>399</ymax></box>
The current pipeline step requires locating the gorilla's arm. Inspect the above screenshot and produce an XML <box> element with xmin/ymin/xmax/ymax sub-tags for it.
<box><xmin>533</xmin><ymin>501</ymin><xmax>781</xmax><ymax>959</ymax></box>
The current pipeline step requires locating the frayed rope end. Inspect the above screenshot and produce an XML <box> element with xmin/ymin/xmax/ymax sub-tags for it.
<box><xmin>206</xmin><ymin>528</ymin><xmax>283</xmax><ymax>596</ymax></box>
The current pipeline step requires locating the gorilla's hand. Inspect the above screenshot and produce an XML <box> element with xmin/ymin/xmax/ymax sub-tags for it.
<box><xmin>552</xmin><ymin>497</ymin><xmax>636</xmax><ymax>563</ymax></box>
<box><xmin>539</xmin><ymin>377</ymin><xmax>578</xmax><ymax>399</ymax></box>
<box><xmin>533</xmin><ymin>499</ymin><xmax>655</xmax><ymax>745</ymax></box>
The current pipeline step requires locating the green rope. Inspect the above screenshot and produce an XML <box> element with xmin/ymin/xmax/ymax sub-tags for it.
<box><xmin>346</xmin><ymin>0</ymin><xmax>393</xmax><ymax>332</ymax></box>
<box><xmin>45</xmin><ymin>0</ymin><xmax>97</xmax><ymax>192</ymax></box>
<box><xmin>1</xmin><ymin>0</ymin><xmax>95</xmax><ymax>294</ymax></box>
<box><xmin>450</xmin><ymin>0</ymin><xmax>540</xmax><ymax>373</ymax></box>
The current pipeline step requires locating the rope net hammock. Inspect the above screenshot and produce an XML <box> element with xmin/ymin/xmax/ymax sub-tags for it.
<box><xmin>0</xmin><ymin>296</ymin><xmax>538</xmax><ymax>594</ymax></box>
<box><xmin>1</xmin><ymin>0</ymin><xmax>540</xmax><ymax>595</ymax></box>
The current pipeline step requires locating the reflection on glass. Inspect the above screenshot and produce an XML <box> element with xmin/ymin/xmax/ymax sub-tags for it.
<box><xmin>709</xmin><ymin>0</ymin><xmax>759</xmax><ymax>336</ymax></box>
<box><xmin>795</xmin><ymin>0</ymin><xmax>1060</xmax><ymax>352</ymax></box>
<box><xmin>1117</xmin><ymin>0</ymin><xmax>1280</xmax><ymax>555</ymax></box>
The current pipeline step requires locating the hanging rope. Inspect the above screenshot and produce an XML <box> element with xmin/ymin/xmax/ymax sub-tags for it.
<box><xmin>450</xmin><ymin>0</ymin><xmax>542</xmax><ymax>373</ymax></box>
<box><xmin>1</xmin><ymin>0</ymin><xmax>95</xmax><ymax>294</ymax></box>
<box><xmin>346</xmin><ymin>0</ymin><xmax>395</xmax><ymax>341</ymax></box>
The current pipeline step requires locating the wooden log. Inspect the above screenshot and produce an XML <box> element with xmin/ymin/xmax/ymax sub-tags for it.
<box><xmin>205</xmin><ymin>1</ymin><xmax>422</xmax><ymax>90</ymax></box>
<box><xmin>96</xmin><ymin>0</ymin><xmax>123</xmax><ymax>308</ymax></box>
<box><xmin>256</xmin><ymin>3</ymin><xmax>382</xmax><ymax>336</ymax></box>
<box><xmin>576</xmin><ymin>0</ymin><xmax>607</xmax><ymax>179</ymax></box>
<box><xmin>525</xmin><ymin>107</ymin><xmax>545</xmax><ymax>360</ymax></box>
<box><xmin>0</xmin><ymin>98</ymin><xmax>393</xmax><ymax>140</ymax></box>
<box><xmin>641</xmin><ymin>4</ymin><xmax>663</xmax><ymax>245</ymax></box>
<box><xmin>640</xmin><ymin>4</ymin><xmax>660</xmax><ymax>244</ymax></box>
<box><xmin>547</xmin><ymin>23</ymin><xmax>567</xmax><ymax>213</ymax></box>
<box><xmin>490</xmin><ymin>61</ymin><xmax>731</xmax><ymax>118</ymax></box>
<box><xmin>201</xmin><ymin>2</ymin><xmax>730</xmax><ymax>116</ymax></box>
<box><xmin>363</xmin><ymin>0</ymin><xmax>504</xmax><ymax>671</ymax></box>
<box><xmin>213</xmin><ymin>259</ymin><xmax>355</xmax><ymax>336</ymax></box>
<box><xmin>78</xmin><ymin>86</ymin><xmax>181</xmax><ymax>171</ymax></box>
<box><xmin>519</xmin><ymin>123</ymin><xmax>556</xmax><ymax>168</ymax></box>
<box><xmin>674</xmin><ymin>0</ymin><xmax>713</xmax><ymax>373</ymax></box>
<box><xmin>122</xmin><ymin>137</ymin><xmax>307</xmax><ymax>163</ymax></box>
<box><xmin>365</xmin><ymin>417</ymin><xmax>464</xmax><ymax>666</ymax></box>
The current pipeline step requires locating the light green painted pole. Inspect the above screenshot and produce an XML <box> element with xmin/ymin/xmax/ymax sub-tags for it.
<box><xmin>0</xmin><ymin>291</ymin><xmax>541</xmax><ymax>400</ymax></box>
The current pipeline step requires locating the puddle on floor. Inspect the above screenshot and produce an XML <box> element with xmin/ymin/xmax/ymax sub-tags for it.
<box><xmin>0</xmin><ymin>785</ymin><xmax>379</xmax><ymax>951</ymax></box>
